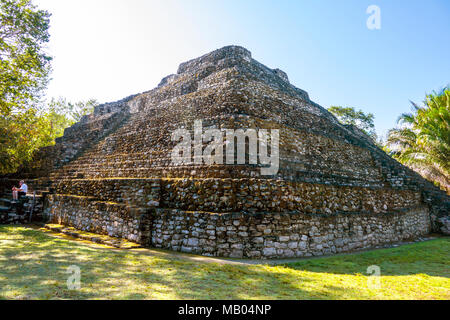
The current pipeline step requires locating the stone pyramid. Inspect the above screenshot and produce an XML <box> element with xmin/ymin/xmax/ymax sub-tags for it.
<box><xmin>5</xmin><ymin>45</ymin><xmax>449</xmax><ymax>258</ymax></box>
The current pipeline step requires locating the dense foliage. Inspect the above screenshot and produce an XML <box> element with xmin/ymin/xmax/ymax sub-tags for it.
<box><xmin>386</xmin><ymin>87</ymin><xmax>450</xmax><ymax>192</ymax></box>
<box><xmin>328</xmin><ymin>106</ymin><xmax>377</xmax><ymax>139</ymax></box>
<box><xmin>0</xmin><ymin>0</ymin><xmax>51</xmax><ymax>173</ymax></box>
<box><xmin>0</xmin><ymin>0</ymin><xmax>51</xmax><ymax>115</ymax></box>
<box><xmin>0</xmin><ymin>0</ymin><xmax>96</xmax><ymax>174</ymax></box>
<box><xmin>0</xmin><ymin>97</ymin><xmax>96</xmax><ymax>174</ymax></box>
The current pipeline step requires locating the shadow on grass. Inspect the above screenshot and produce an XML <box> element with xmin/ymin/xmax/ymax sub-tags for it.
<box><xmin>0</xmin><ymin>225</ymin><xmax>448</xmax><ymax>299</ymax></box>
<box><xmin>0</xmin><ymin>226</ymin><xmax>170</xmax><ymax>299</ymax></box>
<box><xmin>280</xmin><ymin>238</ymin><xmax>450</xmax><ymax>278</ymax></box>
<box><xmin>160</xmin><ymin>261</ymin><xmax>371</xmax><ymax>300</ymax></box>
<box><xmin>0</xmin><ymin>225</ymin><xmax>369</xmax><ymax>299</ymax></box>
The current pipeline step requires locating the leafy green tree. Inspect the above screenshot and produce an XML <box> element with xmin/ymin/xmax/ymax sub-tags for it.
<box><xmin>47</xmin><ymin>97</ymin><xmax>97</xmax><ymax>123</ymax></box>
<box><xmin>0</xmin><ymin>0</ymin><xmax>52</xmax><ymax>115</ymax></box>
<box><xmin>328</xmin><ymin>106</ymin><xmax>376</xmax><ymax>138</ymax></box>
<box><xmin>0</xmin><ymin>108</ymin><xmax>38</xmax><ymax>173</ymax></box>
<box><xmin>0</xmin><ymin>1</ymin><xmax>97</xmax><ymax>174</ymax></box>
<box><xmin>386</xmin><ymin>86</ymin><xmax>450</xmax><ymax>192</ymax></box>
<box><xmin>0</xmin><ymin>97</ymin><xmax>97</xmax><ymax>174</ymax></box>
<box><xmin>0</xmin><ymin>0</ymin><xmax>52</xmax><ymax>173</ymax></box>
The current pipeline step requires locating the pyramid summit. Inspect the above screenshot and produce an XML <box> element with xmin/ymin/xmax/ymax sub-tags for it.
<box><xmin>4</xmin><ymin>45</ymin><xmax>449</xmax><ymax>258</ymax></box>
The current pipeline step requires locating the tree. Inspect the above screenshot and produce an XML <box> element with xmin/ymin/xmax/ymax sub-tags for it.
<box><xmin>328</xmin><ymin>106</ymin><xmax>376</xmax><ymax>138</ymax></box>
<box><xmin>0</xmin><ymin>0</ymin><xmax>52</xmax><ymax>173</ymax></box>
<box><xmin>47</xmin><ymin>97</ymin><xmax>97</xmax><ymax>123</ymax></box>
<box><xmin>0</xmin><ymin>107</ymin><xmax>39</xmax><ymax>173</ymax></box>
<box><xmin>0</xmin><ymin>97</ymin><xmax>97</xmax><ymax>174</ymax></box>
<box><xmin>0</xmin><ymin>1</ymin><xmax>97</xmax><ymax>174</ymax></box>
<box><xmin>386</xmin><ymin>86</ymin><xmax>450</xmax><ymax>192</ymax></box>
<box><xmin>0</xmin><ymin>98</ymin><xmax>97</xmax><ymax>174</ymax></box>
<box><xmin>0</xmin><ymin>0</ymin><xmax>52</xmax><ymax>115</ymax></box>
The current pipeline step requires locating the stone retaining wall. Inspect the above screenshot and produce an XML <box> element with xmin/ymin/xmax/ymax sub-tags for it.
<box><xmin>52</xmin><ymin>178</ymin><xmax>160</xmax><ymax>207</ymax></box>
<box><xmin>151</xmin><ymin>206</ymin><xmax>430</xmax><ymax>258</ymax></box>
<box><xmin>160</xmin><ymin>179</ymin><xmax>421</xmax><ymax>214</ymax></box>
<box><xmin>46</xmin><ymin>194</ymin><xmax>152</xmax><ymax>244</ymax></box>
<box><xmin>44</xmin><ymin>177</ymin><xmax>431</xmax><ymax>259</ymax></box>
<box><xmin>45</xmin><ymin>177</ymin><xmax>422</xmax><ymax>215</ymax></box>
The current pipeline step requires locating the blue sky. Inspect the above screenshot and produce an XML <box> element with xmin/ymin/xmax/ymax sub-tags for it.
<box><xmin>35</xmin><ymin>0</ymin><xmax>450</xmax><ymax>138</ymax></box>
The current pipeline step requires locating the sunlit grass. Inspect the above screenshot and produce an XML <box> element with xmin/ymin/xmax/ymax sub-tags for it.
<box><xmin>0</xmin><ymin>225</ymin><xmax>448</xmax><ymax>300</ymax></box>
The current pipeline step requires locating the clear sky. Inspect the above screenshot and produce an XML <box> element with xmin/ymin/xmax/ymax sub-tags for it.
<box><xmin>35</xmin><ymin>0</ymin><xmax>450</xmax><ymax>138</ymax></box>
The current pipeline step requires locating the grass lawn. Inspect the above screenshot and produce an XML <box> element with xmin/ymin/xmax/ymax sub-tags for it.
<box><xmin>0</xmin><ymin>225</ymin><xmax>449</xmax><ymax>300</ymax></box>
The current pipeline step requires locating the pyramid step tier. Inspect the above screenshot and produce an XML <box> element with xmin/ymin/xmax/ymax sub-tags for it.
<box><xmin>48</xmin><ymin>177</ymin><xmax>421</xmax><ymax>214</ymax></box>
<box><xmin>46</xmin><ymin>197</ymin><xmax>431</xmax><ymax>259</ymax></box>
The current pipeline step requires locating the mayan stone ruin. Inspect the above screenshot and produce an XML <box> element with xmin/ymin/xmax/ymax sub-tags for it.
<box><xmin>2</xmin><ymin>45</ymin><xmax>449</xmax><ymax>258</ymax></box>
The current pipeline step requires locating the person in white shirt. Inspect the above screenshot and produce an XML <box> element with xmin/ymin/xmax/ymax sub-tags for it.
<box><xmin>12</xmin><ymin>180</ymin><xmax>28</xmax><ymax>202</ymax></box>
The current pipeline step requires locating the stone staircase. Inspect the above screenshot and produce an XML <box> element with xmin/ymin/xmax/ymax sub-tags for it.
<box><xmin>0</xmin><ymin>190</ymin><xmax>24</xmax><ymax>224</ymax></box>
<box><xmin>0</xmin><ymin>177</ymin><xmax>51</xmax><ymax>224</ymax></box>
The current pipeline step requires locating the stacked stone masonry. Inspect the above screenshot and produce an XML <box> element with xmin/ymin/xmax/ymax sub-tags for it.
<box><xmin>152</xmin><ymin>206</ymin><xmax>430</xmax><ymax>258</ymax></box>
<box><xmin>2</xmin><ymin>45</ymin><xmax>448</xmax><ymax>258</ymax></box>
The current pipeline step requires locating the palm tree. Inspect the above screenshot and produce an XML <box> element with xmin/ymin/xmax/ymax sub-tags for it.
<box><xmin>386</xmin><ymin>86</ymin><xmax>450</xmax><ymax>193</ymax></box>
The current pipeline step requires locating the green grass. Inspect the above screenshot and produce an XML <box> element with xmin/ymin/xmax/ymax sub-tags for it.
<box><xmin>0</xmin><ymin>225</ymin><xmax>449</xmax><ymax>300</ymax></box>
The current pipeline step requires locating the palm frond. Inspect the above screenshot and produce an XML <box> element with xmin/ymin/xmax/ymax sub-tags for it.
<box><xmin>387</xmin><ymin>87</ymin><xmax>450</xmax><ymax>192</ymax></box>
